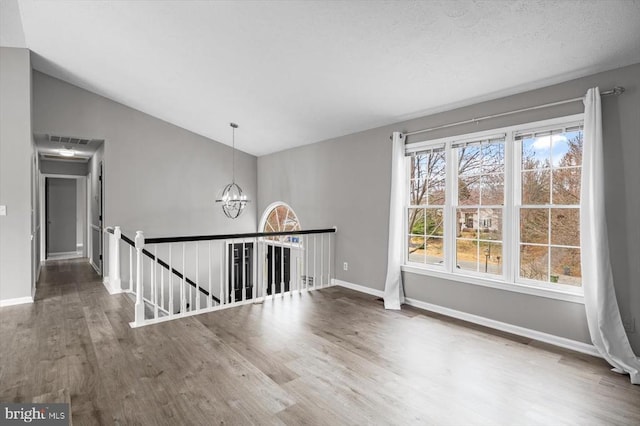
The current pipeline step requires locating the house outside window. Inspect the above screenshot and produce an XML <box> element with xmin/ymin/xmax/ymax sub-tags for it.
<box><xmin>404</xmin><ymin>115</ymin><xmax>584</xmax><ymax>296</ymax></box>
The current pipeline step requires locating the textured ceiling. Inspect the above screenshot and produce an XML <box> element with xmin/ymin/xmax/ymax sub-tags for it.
<box><xmin>4</xmin><ymin>0</ymin><xmax>640</xmax><ymax>156</ymax></box>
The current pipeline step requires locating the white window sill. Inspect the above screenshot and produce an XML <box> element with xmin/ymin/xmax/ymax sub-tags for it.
<box><xmin>401</xmin><ymin>264</ymin><xmax>585</xmax><ymax>304</ymax></box>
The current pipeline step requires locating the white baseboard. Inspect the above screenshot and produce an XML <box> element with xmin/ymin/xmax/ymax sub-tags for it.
<box><xmin>333</xmin><ymin>279</ymin><xmax>384</xmax><ymax>298</ymax></box>
<box><xmin>102</xmin><ymin>276</ymin><xmax>124</xmax><ymax>295</ymax></box>
<box><xmin>0</xmin><ymin>296</ymin><xmax>34</xmax><ymax>307</ymax></box>
<box><xmin>90</xmin><ymin>261</ymin><xmax>101</xmax><ymax>275</ymax></box>
<box><xmin>334</xmin><ymin>279</ymin><xmax>600</xmax><ymax>358</ymax></box>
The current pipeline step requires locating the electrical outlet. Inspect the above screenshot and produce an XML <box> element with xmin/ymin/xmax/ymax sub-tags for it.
<box><xmin>623</xmin><ymin>318</ymin><xmax>636</xmax><ymax>333</ymax></box>
<box><xmin>343</xmin><ymin>262</ymin><xmax>348</xmax><ymax>271</ymax></box>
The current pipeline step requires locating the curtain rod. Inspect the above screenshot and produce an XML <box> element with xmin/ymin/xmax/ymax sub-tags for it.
<box><xmin>401</xmin><ymin>86</ymin><xmax>625</xmax><ymax>138</ymax></box>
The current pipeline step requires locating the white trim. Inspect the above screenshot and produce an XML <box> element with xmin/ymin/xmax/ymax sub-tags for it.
<box><xmin>405</xmin><ymin>114</ymin><xmax>584</xmax><ymax>150</ymax></box>
<box><xmin>334</xmin><ymin>279</ymin><xmax>384</xmax><ymax>298</ymax></box>
<box><xmin>403</xmin><ymin>296</ymin><xmax>600</xmax><ymax>358</ymax></box>
<box><xmin>334</xmin><ymin>279</ymin><xmax>597</xmax><ymax>358</ymax></box>
<box><xmin>102</xmin><ymin>276</ymin><xmax>124</xmax><ymax>295</ymax></box>
<box><xmin>402</xmin><ymin>265</ymin><xmax>584</xmax><ymax>304</ymax></box>
<box><xmin>90</xmin><ymin>260</ymin><xmax>101</xmax><ymax>275</ymax></box>
<box><xmin>0</xmin><ymin>296</ymin><xmax>34</xmax><ymax>307</ymax></box>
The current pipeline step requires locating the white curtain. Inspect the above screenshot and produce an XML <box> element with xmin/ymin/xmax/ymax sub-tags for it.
<box><xmin>582</xmin><ymin>87</ymin><xmax>639</xmax><ymax>385</ymax></box>
<box><xmin>383</xmin><ymin>131</ymin><xmax>406</xmax><ymax>310</ymax></box>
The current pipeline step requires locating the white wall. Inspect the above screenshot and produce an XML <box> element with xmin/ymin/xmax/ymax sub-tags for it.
<box><xmin>0</xmin><ymin>47</ymin><xmax>33</xmax><ymax>302</ymax></box>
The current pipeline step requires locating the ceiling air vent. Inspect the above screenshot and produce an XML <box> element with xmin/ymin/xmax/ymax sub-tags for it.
<box><xmin>48</xmin><ymin>134</ymin><xmax>92</xmax><ymax>145</ymax></box>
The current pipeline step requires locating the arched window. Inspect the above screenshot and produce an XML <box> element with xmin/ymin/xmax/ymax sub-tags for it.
<box><xmin>260</xmin><ymin>202</ymin><xmax>301</xmax><ymax>243</ymax></box>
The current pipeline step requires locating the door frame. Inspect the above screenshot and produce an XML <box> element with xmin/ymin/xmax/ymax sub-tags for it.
<box><xmin>40</xmin><ymin>173</ymin><xmax>89</xmax><ymax>262</ymax></box>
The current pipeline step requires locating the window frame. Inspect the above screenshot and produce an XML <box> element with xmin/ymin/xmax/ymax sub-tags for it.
<box><xmin>402</xmin><ymin>114</ymin><xmax>585</xmax><ymax>303</ymax></box>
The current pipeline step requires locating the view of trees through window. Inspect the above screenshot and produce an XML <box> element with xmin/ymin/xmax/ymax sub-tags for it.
<box><xmin>406</xmin><ymin>121</ymin><xmax>583</xmax><ymax>289</ymax></box>
<box><xmin>408</xmin><ymin>148</ymin><xmax>445</xmax><ymax>264</ymax></box>
<box><xmin>263</xmin><ymin>204</ymin><xmax>301</xmax><ymax>243</ymax></box>
<box><xmin>519</xmin><ymin>128</ymin><xmax>582</xmax><ymax>286</ymax></box>
<box><xmin>455</xmin><ymin>138</ymin><xmax>504</xmax><ymax>275</ymax></box>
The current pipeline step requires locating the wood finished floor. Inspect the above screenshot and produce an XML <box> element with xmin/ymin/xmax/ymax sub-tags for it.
<box><xmin>1</xmin><ymin>259</ymin><xmax>638</xmax><ymax>425</ymax></box>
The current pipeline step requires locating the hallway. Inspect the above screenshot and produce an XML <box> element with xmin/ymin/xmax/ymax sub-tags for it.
<box><xmin>1</xmin><ymin>259</ymin><xmax>639</xmax><ymax>425</ymax></box>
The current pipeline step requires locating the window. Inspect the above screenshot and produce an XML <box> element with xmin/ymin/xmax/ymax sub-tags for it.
<box><xmin>261</xmin><ymin>202</ymin><xmax>301</xmax><ymax>243</ymax></box>
<box><xmin>517</xmin><ymin>126</ymin><xmax>583</xmax><ymax>286</ymax></box>
<box><xmin>407</xmin><ymin>146</ymin><xmax>445</xmax><ymax>265</ymax></box>
<box><xmin>404</xmin><ymin>115</ymin><xmax>584</xmax><ymax>294</ymax></box>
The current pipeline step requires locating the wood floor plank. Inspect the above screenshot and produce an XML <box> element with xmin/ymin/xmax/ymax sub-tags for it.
<box><xmin>1</xmin><ymin>258</ymin><xmax>638</xmax><ymax>425</ymax></box>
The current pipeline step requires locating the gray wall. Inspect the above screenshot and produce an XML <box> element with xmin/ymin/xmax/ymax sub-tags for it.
<box><xmin>46</xmin><ymin>177</ymin><xmax>77</xmax><ymax>253</ymax></box>
<box><xmin>40</xmin><ymin>158</ymin><xmax>88</xmax><ymax>176</ymax></box>
<box><xmin>0</xmin><ymin>47</ymin><xmax>33</xmax><ymax>301</ymax></box>
<box><xmin>32</xmin><ymin>71</ymin><xmax>258</xmax><ymax>272</ymax></box>
<box><xmin>258</xmin><ymin>63</ymin><xmax>640</xmax><ymax>352</ymax></box>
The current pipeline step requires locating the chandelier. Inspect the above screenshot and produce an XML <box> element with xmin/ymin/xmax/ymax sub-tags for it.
<box><xmin>216</xmin><ymin>122</ymin><xmax>249</xmax><ymax>219</ymax></box>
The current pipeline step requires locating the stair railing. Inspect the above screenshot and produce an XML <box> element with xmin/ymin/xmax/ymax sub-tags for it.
<box><xmin>105</xmin><ymin>226</ymin><xmax>336</xmax><ymax>327</ymax></box>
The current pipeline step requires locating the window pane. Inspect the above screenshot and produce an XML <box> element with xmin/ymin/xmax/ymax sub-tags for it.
<box><xmin>428</xmin><ymin>152</ymin><xmax>446</xmax><ymax>205</ymax></box>
<box><xmin>522</xmin><ymin>169</ymin><xmax>550</xmax><ymax>204</ymax></box>
<box><xmin>552</xmin><ymin>168</ymin><xmax>581</xmax><ymax>205</ymax></box>
<box><xmin>553</xmin><ymin>131</ymin><xmax>583</xmax><ymax>167</ymax></box>
<box><xmin>410</xmin><ymin>178</ymin><xmax>426</xmax><ymax>205</ymax></box>
<box><xmin>482</xmin><ymin>142</ymin><xmax>505</xmax><ymax>173</ymax></box>
<box><xmin>458</xmin><ymin>176</ymin><xmax>480</xmax><ymax>205</ymax></box>
<box><xmin>481</xmin><ymin>174</ymin><xmax>504</xmax><ymax>205</ymax></box>
<box><xmin>426</xmin><ymin>237</ymin><xmax>444</xmax><ymax>265</ymax></box>
<box><xmin>520</xmin><ymin>208</ymin><xmax>549</xmax><ymax>244</ymax></box>
<box><xmin>457</xmin><ymin>239</ymin><xmax>478</xmax><ymax>272</ymax></box>
<box><xmin>408</xmin><ymin>236</ymin><xmax>425</xmax><ymax>263</ymax></box>
<box><xmin>550</xmin><ymin>208</ymin><xmax>580</xmax><ymax>247</ymax></box>
<box><xmin>408</xmin><ymin>208</ymin><xmax>425</xmax><ymax>235</ymax></box>
<box><xmin>520</xmin><ymin>245</ymin><xmax>549</xmax><ymax>281</ymax></box>
<box><xmin>479</xmin><ymin>208</ymin><xmax>502</xmax><ymax>241</ymax></box>
<box><xmin>551</xmin><ymin>247</ymin><xmax>581</xmax><ymax>286</ymax></box>
<box><xmin>425</xmin><ymin>208</ymin><xmax>444</xmax><ymax>237</ymax></box>
<box><xmin>457</xmin><ymin>208</ymin><xmax>478</xmax><ymax>239</ymax></box>
<box><xmin>480</xmin><ymin>241</ymin><xmax>502</xmax><ymax>275</ymax></box>
<box><xmin>522</xmin><ymin>137</ymin><xmax>551</xmax><ymax>169</ymax></box>
<box><xmin>458</xmin><ymin>145</ymin><xmax>482</xmax><ymax>177</ymax></box>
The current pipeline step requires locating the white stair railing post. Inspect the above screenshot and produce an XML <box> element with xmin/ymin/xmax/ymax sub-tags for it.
<box><xmin>113</xmin><ymin>226</ymin><xmax>122</xmax><ymax>291</ymax></box>
<box><xmin>134</xmin><ymin>230</ymin><xmax>145</xmax><ymax>326</ymax></box>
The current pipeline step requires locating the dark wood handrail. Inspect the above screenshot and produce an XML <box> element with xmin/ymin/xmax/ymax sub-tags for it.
<box><xmin>145</xmin><ymin>227</ymin><xmax>336</xmax><ymax>245</ymax></box>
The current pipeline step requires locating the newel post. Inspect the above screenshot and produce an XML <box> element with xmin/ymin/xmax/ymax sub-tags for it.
<box><xmin>133</xmin><ymin>230</ymin><xmax>145</xmax><ymax>326</ymax></box>
<box><xmin>111</xmin><ymin>226</ymin><xmax>122</xmax><ymax>291</ymax></box>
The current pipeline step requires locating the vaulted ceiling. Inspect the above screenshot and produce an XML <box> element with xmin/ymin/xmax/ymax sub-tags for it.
<box><xmin>2</xmin><ymin>0</ymin><xmax>640</xmax><ymax>156</ymax></box>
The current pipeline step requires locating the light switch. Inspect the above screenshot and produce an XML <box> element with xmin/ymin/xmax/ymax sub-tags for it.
<box><xmin>0</xmin><ymin>205</ymin><xmax>6</xmax><ymax>216</ymax></box>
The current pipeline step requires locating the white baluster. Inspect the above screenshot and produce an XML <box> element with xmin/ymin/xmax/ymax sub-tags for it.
<box><xmin>208</xmin><ymin>241</ymin><xmax>212</xmax><ymax>309</ymax></box>
<box><xmin>313</xmin><ymin>234</ymin><xmax>317</xmax><ymax>289</ymax></box>
<box><xmin>230</xmin><ymin>241</ymin><xmax>235</xmax><ymax>303</ymax></box>
<box><xmin>242</xmin><ymin>239</ymin><xmax>246</xmax><ymax>301</ymax></box>
<box><xmin>133</xmin><ymin>231</ymin><xmax>145</xmax><ymax>326</ymax></box>
<box><xmin>271</xmin><ymin>242</ymin><xmax>275</xmax><ymax>297</ymax></box>
<box><xmin>328</xmin><ymin>232</ymin><xmax>332</xmax><ymax>286</ymax></box>
<box><xmin>280</xmin><ymin>243</ymin><xmax>285</xmax><ymax>297</ymax></box>
<box><xmin>169</xmin><ymin>244</ymin><xmax>174</xmax><ymax>318</ymax></box>
<box><xmin>320</xmin><ymin>234</ymin><xmax>324</xmax><ymax>288</ymax></box>
<box><xmin>220</xmin><ymin>241</ymin><xmax>225</xmax><ymax>306</ymax></box>
<box><xmin>129</xmin><ymin>245</ymin><xmax>133</xmax><ymax>292</ymax></box>
<box><xmin>153</xmin><ymin>246</ymin><xmax>158</xmax><ymax>320</ymax></box>
<box><xmin>196</xmin><ymin>242</ymin><xmax>200</xmax><ymax>311</ymax></box>
<box><xmin>304</xmin><ymin>235</ymin><xmax>309</xmax><ymax>291</ymax></box>
<box><xmin>182</xmin><ymin>242</ymin><xmax>186</xmax><ymax>313</ymax></box>
<box><xmin>160</xmin><ymin>248</ymin><xmax>165</xmax><ymax>313</ymax></box>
